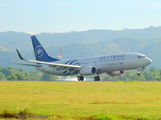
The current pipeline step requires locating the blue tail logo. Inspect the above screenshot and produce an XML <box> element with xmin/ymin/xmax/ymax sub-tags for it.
<box><xmin>35</xmin><ymin>45</ymin><xmax>44</xmax><ymax>57</ymax></box>
<box><xmin>31</xmin><ymin>36</ymin><xmax>60</xmax><ymax>62</ymax></box>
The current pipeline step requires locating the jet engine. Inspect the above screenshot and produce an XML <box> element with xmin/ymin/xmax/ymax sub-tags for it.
<box><xmin>80</xmin><ymin>66</ymin><xmax>97</xmax><ymax>75</ymax></box>
<box><xmin>107</xmin><ymin>71</ymin><xmax>124</xmax><ymax>76</ymax></box>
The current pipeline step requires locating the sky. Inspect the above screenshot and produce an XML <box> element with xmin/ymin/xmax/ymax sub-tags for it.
<box><xmin>1</xmin><ymin>0</ymin><xmax>161</xmax><ymax>33</ymax></box>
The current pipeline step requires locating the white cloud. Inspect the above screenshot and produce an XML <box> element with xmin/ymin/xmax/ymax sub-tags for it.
<box><xmin>27</xmin><ymin>32</ymin><xmax>37</xmax><ymax>35</ymax></box>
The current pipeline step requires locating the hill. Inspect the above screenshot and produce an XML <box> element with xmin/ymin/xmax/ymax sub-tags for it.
<box><xmin>0</xmin><ymin>26</ymin><xmax>161</xmax><ymax>70</ymax></box>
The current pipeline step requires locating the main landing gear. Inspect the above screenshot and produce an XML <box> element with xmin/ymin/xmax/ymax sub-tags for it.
<box><xmin>77</xmin><ymin>75</ymin><xmax>100</xmax><ymax>81</ymax></box>
<box><xmin>94</xmin><ymin>75</ymin><xmax>100</xmax><ymax>81</ymax></box>
<box><xmin>77</xmin><ymin>76</ymin><xmax>84</xmax><ymax>81</ymax></box>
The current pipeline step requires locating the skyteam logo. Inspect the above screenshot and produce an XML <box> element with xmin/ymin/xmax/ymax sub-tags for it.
<box><xmin>35</xmin><ymin>45</ymin><xmax>43</xmax><ymax>57</ymax></box>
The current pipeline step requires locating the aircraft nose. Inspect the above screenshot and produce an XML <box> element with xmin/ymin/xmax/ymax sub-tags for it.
<box><xmin>146</xmin><ymin>58</ymin><xmax>152</xmax><ymax>65</ymax></box>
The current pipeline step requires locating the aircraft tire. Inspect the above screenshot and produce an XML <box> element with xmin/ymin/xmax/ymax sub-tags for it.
<box><xmin>137</xmin><ymin>72</ymin><xmax>141</xmax><ymax>76</ymax></box>
<box><xmin>77</xmin><ymin>76</ymin><xmax>84</xmax><ymax>81</ymax></box>
<box><xmin>80</xmin><ymin>76</ymin><xmax>84</xmax><ymax>81</ymax></box>
<box><xmin>94</xmin><ymin>76</ymin><xmax>100</xmax><ymax>81</ymax></box>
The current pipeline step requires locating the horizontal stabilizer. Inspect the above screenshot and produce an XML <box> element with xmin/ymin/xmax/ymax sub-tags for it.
<box><xmin>13</xmin><ymin>63</ymin><xmax>42</xmax><ymax>67</ymax></box>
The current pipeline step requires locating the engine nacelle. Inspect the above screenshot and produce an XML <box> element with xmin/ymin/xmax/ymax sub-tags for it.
<box><xmin>107</xmin><ymin>71</ymin><xmax>124</xmax><ymax>76</ymax></box>
<box><xmin>80</xmin><ymin>66</ymin><xmax>97</xmax><ymax>75</ymax></box>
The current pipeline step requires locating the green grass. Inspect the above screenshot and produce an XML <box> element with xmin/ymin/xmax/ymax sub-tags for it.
<box><xmin>0</xmin><ymin>81</ymin><xmax>161</xmax><ymax>119</ymax></box>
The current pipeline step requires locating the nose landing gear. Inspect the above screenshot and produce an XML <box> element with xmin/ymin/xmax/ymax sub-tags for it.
<box><xmin>137</xmin><ymin>67</ymin><xmax>145</xmax><ymax>76</ymax></box>
<box><xmin>137</xmin><ymin>71</ymin><xmax>141</xmax><ymax>76</ymax></box>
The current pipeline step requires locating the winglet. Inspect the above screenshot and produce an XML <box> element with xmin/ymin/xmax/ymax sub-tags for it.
<box><xmin>16</xmin><ymin>49</ymin><xmax>25</xmax><ymax>60</ymax></box>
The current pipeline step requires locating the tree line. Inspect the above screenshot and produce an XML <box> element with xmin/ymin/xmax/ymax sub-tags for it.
<box><xmin>0</xmin><ymin>66</ymin><xmax>161</xmax><ymax>81</ymax></box>
<box><xmin>0</xmin><ymin>66</ymin><xmax>58</xmax><ymax>81</ymax></box>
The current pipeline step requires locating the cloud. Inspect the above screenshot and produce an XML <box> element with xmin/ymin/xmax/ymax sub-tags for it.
<box><xmin>27</xmin><ymin>32</ymin><xmax>37</xmax><ymax>35</ymax></box>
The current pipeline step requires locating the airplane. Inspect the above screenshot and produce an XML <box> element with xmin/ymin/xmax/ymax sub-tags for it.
<box><xmin>15</xmin><ymin>36</ymin><xmax>152</xmax><ymax>81</ymax></box>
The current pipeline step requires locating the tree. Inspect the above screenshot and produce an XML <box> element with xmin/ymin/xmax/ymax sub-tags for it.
<box><xmin>0</xmin><ymin>67</ymin><xmax>12</xmax><ymax>76</ymax></box>
<box><xmin>7</xmin><ymin>74</ymin><xmax>18</xmax><ymax>81</ymax></box>
<box><xmin>0</xmin><ymin>72</ymin><xmax>5</xmax><ymax>81</ymax></box>
<box><xmin>28</xmin><ymin>71</ymin><xmax>41</xmax><ymax>81</ymax></box>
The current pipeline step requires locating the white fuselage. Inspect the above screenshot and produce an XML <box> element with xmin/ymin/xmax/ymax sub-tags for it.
<box><xmin>36</xmin><ymin>53</ymin><xmax>152</xmax><ymax>76</ymax></box>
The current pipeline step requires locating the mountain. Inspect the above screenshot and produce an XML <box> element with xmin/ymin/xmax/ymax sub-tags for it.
<box><xmin>0</xmin><ymin>26</ymin><xmax>161</xmax><ymax>70</ymax></box>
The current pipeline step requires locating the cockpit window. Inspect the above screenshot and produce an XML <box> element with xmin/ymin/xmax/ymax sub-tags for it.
<box><xmin>138</xmin><ymin>56</ymin><xmax>146</xmax><ymax>58</ymax></box>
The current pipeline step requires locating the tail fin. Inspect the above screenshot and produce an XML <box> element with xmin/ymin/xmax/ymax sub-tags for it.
<box><xmin>31</xmin><ymin>36</ymin><xmax>60</xmax><ymax>62</ymax></box>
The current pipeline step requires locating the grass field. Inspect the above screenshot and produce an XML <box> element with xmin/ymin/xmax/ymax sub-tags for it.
<box><xmin>0</xmin><ymin>81</ymin><xmax>161</xmax><ymax>120</ymax></box>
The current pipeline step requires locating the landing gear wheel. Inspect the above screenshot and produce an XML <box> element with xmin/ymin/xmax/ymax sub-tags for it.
<box><xmin>137</xmin><ymin>71</ymin><xmax>141</xmax><ymax>76</ymax></box>
<box><xmin>94</xmin><ymin>76</ymin><xmax>100</xmax><ymax>81</ymax></box>
<box><xmin>77</xmin><ymin>76</ymin><xmax>84</xmax><ymax>81</ymax></box>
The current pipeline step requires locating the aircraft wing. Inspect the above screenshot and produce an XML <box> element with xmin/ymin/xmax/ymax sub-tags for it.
<box><xmin>15</xmin><ymin>49</ymin><xmax>82</xmax><ymax>70</ymax></box>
